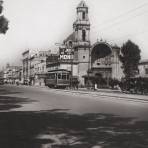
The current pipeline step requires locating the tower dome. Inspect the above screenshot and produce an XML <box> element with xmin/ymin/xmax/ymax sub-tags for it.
<box><xmin>77</xmin><ymin>0</ymin><xmax>88</xmax><ymax>8</ymax></box>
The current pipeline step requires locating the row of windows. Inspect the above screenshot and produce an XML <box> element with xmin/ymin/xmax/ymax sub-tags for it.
<box><xmin>35</xmin><ymin>66</ymin><xmax>46</xmax><ymax>71</ymax></box>
<box><xmin>47</xmin><ymin>73</ymin><xmax>69</xmax><ymax>80</ymax></box>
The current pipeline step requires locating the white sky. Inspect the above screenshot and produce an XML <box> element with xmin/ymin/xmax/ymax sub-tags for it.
<box><xmin>0</xmin><ymin>0</ymin><xmax>148</xmax><ymax>69</ymax></box>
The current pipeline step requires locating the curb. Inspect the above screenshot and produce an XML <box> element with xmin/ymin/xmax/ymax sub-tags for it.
<box><xmin>50</xmin><ymin>88</ymin><xmax>148</xmax><ymax>103</ymax></box>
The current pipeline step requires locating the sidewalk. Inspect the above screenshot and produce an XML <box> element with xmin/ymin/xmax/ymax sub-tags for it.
<box><xmin>13</xmin><ymin>84</ymin><xmax>148</xmax><ymax>102</ymax></box>
<box><xmin>54</xmin><ymin>87</ymin><xmax>148</xmax><ymax>102</ymax></box>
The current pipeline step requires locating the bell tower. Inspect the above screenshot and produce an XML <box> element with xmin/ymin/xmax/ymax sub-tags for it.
<box><xmin>73</xmin><ymin>0</ymin><xmax>91</xmax><ymax>85</ymax></box>
<box><xmin>73</xmin><ymin>0</ymin><xmax>90</xmax><ymax>44</ymax></box>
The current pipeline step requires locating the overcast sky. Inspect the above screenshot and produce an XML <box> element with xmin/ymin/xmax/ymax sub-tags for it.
<box><xmin>0</xmin><ymin>0</ymin><xmax>148</xmax><ymax>69</ymax></box>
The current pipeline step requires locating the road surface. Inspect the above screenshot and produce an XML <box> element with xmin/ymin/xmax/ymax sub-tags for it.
<box><xmin>0</xmin><ymin>85</ymin><xmax>148</xmax><ymax>148</ymax></box>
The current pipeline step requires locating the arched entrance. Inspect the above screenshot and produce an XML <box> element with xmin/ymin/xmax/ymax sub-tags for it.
<box><xmin>91</xmin><ymin>42</ymin><xmax>112</xmax><ymax>64</ymax></box>
<box><xmin>85</xmin><ymin>42</ymin><xmax>113</xmax><ymax>88</ymax></box>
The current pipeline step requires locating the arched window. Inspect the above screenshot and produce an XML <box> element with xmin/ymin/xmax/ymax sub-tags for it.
<box><xmin>69</xmin><ymin>41</ymin><xmax>73</xmax><ymax>48</ymax></box>
<box><xmin>82</xmin><ymin>12</ymin><xmax>85</xmax><ymax>20</ymax></box>
<box><xmin>82</xmin><ymin>30</ymin><xmax>86</xmax><ymax>41</ymax></box>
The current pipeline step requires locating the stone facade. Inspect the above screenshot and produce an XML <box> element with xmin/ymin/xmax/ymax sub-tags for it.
<box><xmin>88</xmin><ymin>42</ymin><xmax>123</xmax><ymax>87</ymax></box>
<box><xmin>63</xmin><ymin>0</ymin><xmax>91</xmax><ymax>85</ymax></box>
<box><xmin>63</xmin><ymin>1</ymin><xmax>123</xmax><ymax>86</ymax></box>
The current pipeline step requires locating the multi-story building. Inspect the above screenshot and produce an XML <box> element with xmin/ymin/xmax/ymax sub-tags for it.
<box><xmin>22</xmin><ymin>50</ymin><xmax>51</xmax><ymax>85</ymax></box>
<box><xmin>30</xmin><ymin>50</ymin><xmax>50</xmax><ymax>86</ymax></box>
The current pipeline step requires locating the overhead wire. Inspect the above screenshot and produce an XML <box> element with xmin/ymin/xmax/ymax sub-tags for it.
<box><xmin>92</xmin><ymin>1</ymin><xmax>148</xmax><ymax>32</ymax></box>
<box><xmin>98</xmin><ymin>10</ymin><xmax>148</xmax><ymax>32</ymax></box>
<box><xmin>113</xmin><ymin>29</ymin><xmax>148</xmax><ymax>42</ymax></box>
<box><xmin>97</xmin><ymin>1</ymin><xmax>148</xmax><ymax>27</ymax></box>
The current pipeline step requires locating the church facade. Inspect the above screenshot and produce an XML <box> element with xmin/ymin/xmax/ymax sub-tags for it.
<box><xmin>47</xmin><ymin>1</ymin><xmax>123</xmax><ymax>87</ymax></box>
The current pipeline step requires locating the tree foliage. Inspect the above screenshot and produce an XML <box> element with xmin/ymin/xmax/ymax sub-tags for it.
<box><xmin>120</xmin><ymin>40</ymin><xmax>141</xmax><ymax>79</ymax></box>
<box><xmin>0</xmin><ymin>1</ymin><xmax>8</xmax><ymax>34</ymax></box>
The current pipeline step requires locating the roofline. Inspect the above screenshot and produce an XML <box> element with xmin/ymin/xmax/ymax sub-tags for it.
<box><xmin>47</xmin><ymin>69</ymin><xmax>71</xmax><ymax>73</ymax></box>
<box><xmin>22</xmin><ymin>50</ymin><xmax>29</xmax><ymax>55</ymax></box>
<box><xmin>91</xmin><ymin>41</ymin><xmax>112</xmax><ymax>52</ymax></box>
<box><xmin>139</xmin><ymin>59</ymin><xmax>148</xmax><ymax>64</ymax></box>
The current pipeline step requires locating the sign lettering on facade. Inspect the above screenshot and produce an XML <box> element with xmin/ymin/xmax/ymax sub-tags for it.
<box><xmin>59</xmin><ymin>48</ymin><xmax>74</xmax><ymax>60</ymax></box>
<box><xmin>60</xmin><ymin>55</ymin><xmax>73</xmax><ymax>60</ymax></box>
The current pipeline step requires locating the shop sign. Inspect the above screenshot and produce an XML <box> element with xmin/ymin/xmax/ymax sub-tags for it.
<box><xmin>59</xmin><ymin>48</ymin><xmax>74</xmax><ymax>60</ymax></box>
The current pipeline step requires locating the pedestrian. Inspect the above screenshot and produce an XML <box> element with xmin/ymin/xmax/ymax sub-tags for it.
<box><xmin>94</xmin><ymin>83</ymin><xmax>97</xmax><ymax>91</ymax></box>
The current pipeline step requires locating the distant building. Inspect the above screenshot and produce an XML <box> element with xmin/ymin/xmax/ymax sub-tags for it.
<box><xmin>31</xmin><ymin>50</ymin><xmax>50</xmax><ymax>86</ymax></box>
<box><xmin>138</xmin><ymin>59</ymin><xmax>148</xmax><ymax>78</ymax></box>
<box><xmin>3</xmin><ymin>65</ymin><xmax>22</xmax><ymax>84</ymax></box>
<box><xmin>22</xmin><ymin>50</ymin><xmax>51</xmax><ymax>85</ymax></box>
<box><xmin>22</xmin><ymin>50</ymin><xmax>30</xmax><ymax>84</ymax></box>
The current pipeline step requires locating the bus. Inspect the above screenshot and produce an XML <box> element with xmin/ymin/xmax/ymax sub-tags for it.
<box><xmin>45</xmin><ymin>69</ymin><xmax>70</xmax><ymax>88</ymax></box>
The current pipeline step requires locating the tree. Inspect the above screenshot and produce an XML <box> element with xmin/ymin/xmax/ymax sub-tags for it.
<box><xmin>120</xmin><ymin>40</ymin><xmax>141</xmax><ymax>79</ymax></box>
<box><xmin>0</xmin><ymin>1</ymin><xmax>8</xmax><ymax>34</ymax></box>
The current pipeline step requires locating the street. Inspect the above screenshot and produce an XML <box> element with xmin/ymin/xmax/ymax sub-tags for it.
<box><xmin>0</xmin><ymin>85</ymin><xmax>148</xmax><ymax>148</ymax></box>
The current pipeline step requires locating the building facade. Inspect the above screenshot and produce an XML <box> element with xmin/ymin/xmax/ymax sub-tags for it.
<box><xmin>46</xmin><ymin>1</ymin><xmax>123</xmax><ymax>87</ymax></box>
<box><xmin>31</xmin><ymin>51</ymin><xmax>50</xmax><ymax>86</ymax></box>
<box><xmin>46</xmin><ymin>1</ymin><xmax>91</xmax><ymax>86</ymax></box>
<box><xmin>138</xmin><ymin>59</ymin><xmax>148</xmax><ymax>78</ymax></box>
<box><xmin>3</xmin><ymin>65</ymin><xmax>22</xmax><ymax>84</ymax></box>
<box><xmin>22</xmin><ymin>50</ymin><xmax>50</xmax><ymax>85</ymax></box>
<box><xmin>22</xmin><ymin>50</ymin><xmax>30</xmax><ymax>84</ymax></box>
<box><xmin>20</xmin><ymin>1</ymin><xmax>123</xmax><ymax>88</ymax></box>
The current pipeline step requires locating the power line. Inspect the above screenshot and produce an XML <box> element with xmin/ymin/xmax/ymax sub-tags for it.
<box><xmin>110</xmin><ymin>29</ymin><xmax>148</xmax><ymax>43</ymax></box>
<box><xmin>98</xmin><ymin>1</ymin><xmax>148</xmax><ymax>27</ymax></box>
<box><xmin>98</xmin><ymin>10</ymin><xmax>148</xmax><ymax>32</ymax></box>
<box><xmin>92</xmin><ymin>1</ymin><xmax>148</xmax><ymax>30</ymax></box>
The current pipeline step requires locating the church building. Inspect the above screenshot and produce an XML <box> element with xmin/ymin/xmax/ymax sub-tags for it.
<box><xmin>47</xmin><ymin>0</ymin><xmax>123</xmax><ymax>87</ymax></box>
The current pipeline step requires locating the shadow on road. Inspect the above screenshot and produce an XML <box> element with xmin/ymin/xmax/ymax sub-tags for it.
<box><xmin>0</xmin><ymin>95</ymin><xmax>34</xmax><ymax>110</ymax></box>
<box><xmin>0</xmin><ymin>86</ymin><xmax>35</xmax><ymax>110</ymax></box>
<box><xmin>0</xmin><ymin>87</ymin><xmax>22</xmax><ymax>95</ymax></box>
<box><xmin>0</xmin><ymin>110</ymin><xmax>148</xmax><ymax>148</ymax></box>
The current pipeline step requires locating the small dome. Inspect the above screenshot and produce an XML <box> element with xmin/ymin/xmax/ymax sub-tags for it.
<box><xmin>77</xmin><ymin>0</ymin><xmax>87</xmax><ymax>8</ymax></box>
<box><xmin>64</xmin><ymin>32</ymin><xmax>75</xmax><ymax>43</ymax></box>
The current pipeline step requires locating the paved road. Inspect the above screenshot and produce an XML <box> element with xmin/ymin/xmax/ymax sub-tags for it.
<box><xmin>0</xmin><ymin>85</ymin><xmax>148</xmax><ymax>148</ymax></box>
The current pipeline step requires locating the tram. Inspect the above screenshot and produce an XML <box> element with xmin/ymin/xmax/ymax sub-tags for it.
<box><xmin>45</xmin><ymin>69</ymin><xmax>70</xmax><ymax>88</ymax></box>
